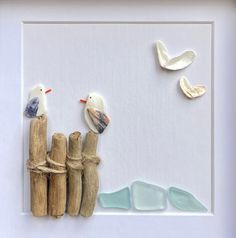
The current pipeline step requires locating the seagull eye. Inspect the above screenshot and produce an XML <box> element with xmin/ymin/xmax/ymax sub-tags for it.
<box><xmin>40</xmin><ymin>89</ymin><xmax>42</xmax><ymax>91</ymax></box>
<box><xmin>89</xmin><ymin>97</ymin><xmax>92</xmax><ymax>99</ymax></box>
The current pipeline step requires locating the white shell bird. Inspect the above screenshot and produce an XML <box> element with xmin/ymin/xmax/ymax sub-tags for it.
<box><xmin>80</xmin><ymin>93</ymin><xmax>110</xmax><ymax>134</ymax></box>
<box><xmin>156</xmin><ymin>40</ymin><xmax>196</xmax><ymax>71</ymax></box>
<box><xmin>179</xmin><ymin>76</ymin><xmax>206</xmax><ymax>99</ymax></box>
<box><xmin>24</xmin><ymin>84</ymin><xmax>52</xmax><ymax>118</ymax></box>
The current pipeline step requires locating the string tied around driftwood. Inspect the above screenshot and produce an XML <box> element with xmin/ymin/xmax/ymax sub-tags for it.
<box><xmin>27</xmin><ymin>155</ymin><xmax>67</xmax><ymax>175</ymax></box>
<box><xmin>46</xmin><ymin>154</ymin><xmax>67</xmax><ymax>174</ymax></box>
<box><xmin>27</xmin><ymin>160</ymin><xmax>49</xmax><ymax>174</ymax></box>
<box><xmin>82</xmin><ymin>153</ymin><xmax>101</xmax><ymax>165</ymax></box>
<box><xmin>66</xmin><ymin>154</ymin><xmax>84</xmax><ymax>171</ymax></box>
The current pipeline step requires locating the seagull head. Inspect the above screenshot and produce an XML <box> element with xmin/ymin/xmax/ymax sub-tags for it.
<box><xmin>80</xmin><ymin>92</ymin><xmax>103</xmax><ymax>108</ymax></box>
<box><xmin>29</xmin><ymin>84</ymin><xmax>52</xmax><ymax>98</ymax></box>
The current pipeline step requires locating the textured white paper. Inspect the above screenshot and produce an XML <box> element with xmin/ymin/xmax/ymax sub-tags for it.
<box><xmin>23</xmin><ymin>23</ymin><xmax>213</xmax><ymax>214</ymax></box>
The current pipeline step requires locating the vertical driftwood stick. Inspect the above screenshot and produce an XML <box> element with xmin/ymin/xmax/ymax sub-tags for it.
<box><xmin>29</xmin><ymin>115</ymin><xmax>48</xmax><ymax>217</ymax></box>
<box><xmin>48</xmin><ymin>133</ymin><xmax>67</xmax><ymax>218</ymax></box>
<box><xmin>80</xmin><ymin>131</ymin><xmax>100</xmax><ymax>217</ymax></box>
<box><xmin>67</xmin><ymin>132</ymin><xmax>83</xmax><ymax>216</ymax></box>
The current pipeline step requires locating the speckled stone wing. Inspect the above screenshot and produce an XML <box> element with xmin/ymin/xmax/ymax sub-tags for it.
<box><xmin>87</xmin><ymin>108</ymin><xmax>110</xmax><ymax>134</ymax></box>
<box><xmin>24</xmin><ymin>97</ymin><xmax>39</xmax><ymax>118</ymax></box>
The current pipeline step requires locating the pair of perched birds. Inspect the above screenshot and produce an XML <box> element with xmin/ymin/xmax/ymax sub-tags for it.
<box><xmin>24</xmin><ymin>85</ymin><xmax>110</xmax><ymax>134</ymax></box>
<box><xmin>25</xmin><ymin>40</ymin><xmax>204</xmax><ymax>133</ymax></box>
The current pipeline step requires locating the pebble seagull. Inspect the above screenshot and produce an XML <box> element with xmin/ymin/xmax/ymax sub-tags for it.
<box><xmin>24</xmin><ymin>84</ymin><xmax>52</xmax><ymax>118</ymax></box>
<box><xmin>80</xmin><ymin>93</ymin><xmax>110</xmax><ymax>134</ymax></box>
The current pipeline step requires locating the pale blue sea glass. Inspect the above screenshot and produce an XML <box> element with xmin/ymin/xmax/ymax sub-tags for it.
<box><xmin>168</xmin><ymin>187</ymin><xmax>207</xmax><ymax>212</ymax></box>
<box><xmin>131</xmin><ymin>181</ymin><xmax>167</xmax><ymax>211</ymax></box>
<box><xmin>98</xmin><ymin>187</ymin><xmax>131</xmax><ymax>210</ymax></box>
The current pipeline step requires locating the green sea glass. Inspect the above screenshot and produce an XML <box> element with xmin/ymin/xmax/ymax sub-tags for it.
<box><xmin>168</xmin><ymin>187</ymin><xmax>207</xmax><ymax>212</ymax></box>
<box><xmin>131</xmin><ymin>181</ymin><xmax>167</xmax><ymax>211</ymax></box>
<box><xmin>98</xmin><ymin>187</ymin><xmax>131</xmax><ymax>210</ymax></box>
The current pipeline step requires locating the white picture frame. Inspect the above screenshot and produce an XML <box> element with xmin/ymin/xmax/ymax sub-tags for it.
<box><xmin>0</xmin><ymin>1</ymin><xmax>235</xmax><ymax>237</ymax></box>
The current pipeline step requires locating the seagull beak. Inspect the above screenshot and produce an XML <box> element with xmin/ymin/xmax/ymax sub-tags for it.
<box><xmin>80</xmin><ymin>98</ymin><xmax>87</xmax><ymax>104</ymax></box>
<box><xmin>45</xmin><ymin>88</ymin><xmax>52</xmax><ymax>94</ymax></box>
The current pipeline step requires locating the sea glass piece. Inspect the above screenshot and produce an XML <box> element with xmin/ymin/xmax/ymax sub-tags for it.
<box><xmin>24</xmin><ymin>97</ymin><xmax>39</xmax><ymax>118</ymax></box>
<box><xmin>131</xmin><ymin>181</ymin><xmax>167</xmax><ymax>211</ymax></box>
<box><xmin>168</xmin><ymin>187</ymin><xmax>207</xmax><ymax>212</ymax></box>
<box><xmin>98</xmin><ymin>187</ymin><xmax>131</xmax><ymax>210</ymax></box>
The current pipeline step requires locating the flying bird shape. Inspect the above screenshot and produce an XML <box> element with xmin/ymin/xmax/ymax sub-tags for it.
<box><xmin>179</xmin><ymin>76</ymin><xmax>206</xmax><ymax>99</ymax></box>
<box><xmin>24</xmin><ymin>84</ymin><xmax>52</xmax><ymax>118</ymax></box>
<box><xmin>156</xmin><ymin>40</ymin><xmax>196</xmax><ymax>71</ymax></box>
<box><xmin>80</xmin><ymin>93</ymin><xmax>110</xmax><ymax>134</ymax></box>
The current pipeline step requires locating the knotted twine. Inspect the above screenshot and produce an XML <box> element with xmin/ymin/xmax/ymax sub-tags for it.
<box><xmin>66</xmin><ymin>154</ymin><xmax>83</xmax><ymax>172</ymax></box>
<box><xmin>66</xmin><ymin>153</ymin><xmax>100</xmax><ymax>172</ymax></box>
<box><xmin>27</xmin><ymin>152</ymin><xmax>100</xmax><ymax>176</ymax></box>
<box><xmin>27</xmin><ymin>153</ymin><xmax>67</xmax><ymax>175</ymax></box>
<box><xmin>82</xmin><ymin>153</ymin><xmax>101</xmax><ymax>166</ymax></box>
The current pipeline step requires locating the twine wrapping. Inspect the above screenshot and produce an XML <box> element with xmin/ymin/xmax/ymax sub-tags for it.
<box><xmin>66</xmin><ymin>154</ymin><xmax>83</xmax><ymax>171</ymax></box>
<box><xmin>27</xmin><ymin>154</ymin><xmax>67</xmax><ymax>174</ymax></box>
<box><xmin>82</xmin><ymin>153</ymin><xmax>101</xmax><ymax>165</ymax></box>
<box><xmin>29</xmin><ymin>115</ymin><xmax>48</xmax><ymax>216</ymax></box>
<box><xmin>79</xmin><ymin>131</ymin><xmax>100</xmax><ymax>217</ymax></box>
<box><xmin>46</xmin><ymin>154</ymin><xmax>67</xmax><ymax>174</ymax></box>
<box><xmin>27</xmin><ymin>160</ymin><xmax>49</xmax><ymax>174</ymax></box>
<box><xmin>48</xmin><ymin>133</ymin><xmax>67</xmax><ymax>217</ymax></box>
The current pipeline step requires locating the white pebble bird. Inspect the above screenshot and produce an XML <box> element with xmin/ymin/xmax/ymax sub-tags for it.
<box><xmin>24</xmin><ymin>84</ymin><xmax>52</xmax><ymax>118</ymax></box>
<box><xmin>80</xmin><ymin>93</ymin><xmax>110</xmax><ymax>134</ymax></box>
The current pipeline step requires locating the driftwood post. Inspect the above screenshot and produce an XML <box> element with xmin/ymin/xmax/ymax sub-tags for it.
<box><xmin>67</xmin><ymin>131</ymin><xmax>83</xmax><ymax>216</ymax></box>
<box><xmin>80</xmin><ymin>131</ymin><xmax>100</xmax><ymax>217</ymax></box>
<box><xmin>28</xmin><ymin>115</ymin><xmax>48</xmax><ymax>216</ymax></box>
<box><xmin>48</xmin><ymin>133</ymin><xmax>67</xmax><ymax>218</ymax></box>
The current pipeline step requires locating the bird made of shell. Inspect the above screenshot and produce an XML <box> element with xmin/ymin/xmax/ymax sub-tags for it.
<box><xmin>83</xmin><ymin>93</ymin><xmax>110</xmax><ymax>134</ymax></box>
<box><xmin>179</xmin><ymin>76</ymin><xmax>206</xmax><ymax>99</ymax></box>
<box><xmin>156</xmin><ymin>40</ymin><xmax>196</xmax><ymax>71</ymax></box>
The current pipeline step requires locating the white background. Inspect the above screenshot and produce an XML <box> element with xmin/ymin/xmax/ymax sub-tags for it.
<box><xmin>0</xmin><ymin>0</ymin><xmax>236</xmax><ymax>237</ymax></box>
<box><xmin>23</xmin><ymin>23</ymin><xmax>213</xmax><ymax>214</ymax></box>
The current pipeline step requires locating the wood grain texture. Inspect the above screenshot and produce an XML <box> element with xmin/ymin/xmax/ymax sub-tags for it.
<box><xmin>67</xmin><ymin>131</ymin><xmax>83</xmax><ymax>216</ymax></box>
<box><xmin>29</xmin><ymin>115</ymin><xmax>48</xmax><ymax>217</ymax></box>
<box><xmin>80</xmin><ymin>131</ymin><xmax>100</xmax><ymax>217</ymax></box>
<box><xmin>48</xmin><ymin>133</ymin><xmax>67</xmax><ymax>218</ymax></box>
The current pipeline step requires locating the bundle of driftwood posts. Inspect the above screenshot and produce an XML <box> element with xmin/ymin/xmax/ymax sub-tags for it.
<box><xmin>27</xmin><ymin>115</ymin><xmax>100</xmax><ymax>218</ymax></box>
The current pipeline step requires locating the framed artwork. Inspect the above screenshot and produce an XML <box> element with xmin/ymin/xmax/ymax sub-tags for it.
<box><xmin>0</xmin><ymin>0</ymin><xmax>235</xmax><ymax>237</ymax></box>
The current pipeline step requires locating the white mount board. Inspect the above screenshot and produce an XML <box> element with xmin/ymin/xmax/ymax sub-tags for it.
<box><xmin>1</xmin><ymin>0</ymin><xmax>236</xmax><ymax>237</ymax></box>
<box><xmin>23</xmin><ymin>22</ymin><xmax>213</xmax><ymax>214</ymax></box>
